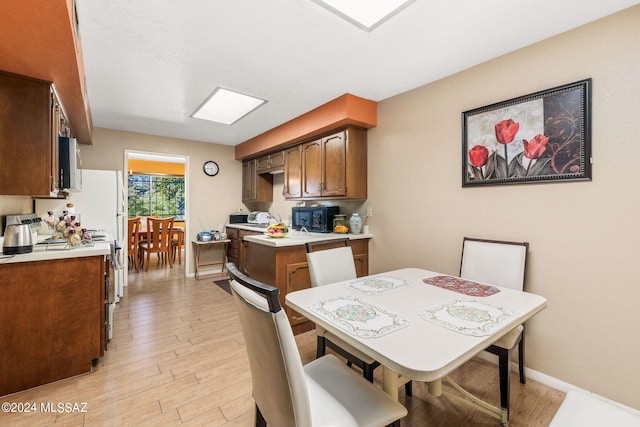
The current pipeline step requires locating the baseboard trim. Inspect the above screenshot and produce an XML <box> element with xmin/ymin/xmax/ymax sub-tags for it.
<box><xmin>475</xmin><ymin>352</ymin><xmax>640</xmax><ymax>416</ymax></box>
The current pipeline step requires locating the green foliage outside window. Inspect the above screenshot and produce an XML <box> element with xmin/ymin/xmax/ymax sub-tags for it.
<box><xmin>128</xmin><ymin>175</ymin><xmax>185</xmax><ymax>220</ymax></box>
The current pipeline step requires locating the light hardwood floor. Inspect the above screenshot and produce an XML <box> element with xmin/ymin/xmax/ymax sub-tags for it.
<box><xmin>1</xmin><ymin>259</ymin><xmax>564</xmax><ymax>426</ymax></box>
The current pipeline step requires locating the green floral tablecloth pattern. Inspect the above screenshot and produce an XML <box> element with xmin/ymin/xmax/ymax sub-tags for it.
<box><xmin>419</xmin><ymin>299</ymin><xmax>516</xmax><ymax>337</ymax></box>
<box><xmin>344</xmin><ymin>275</ymin><xmax>413</xmax><ymax>295</ymax></box>
<box><xmin>311</xmin><ymin>296</ymin><xmax>409</xmax><ymax>338</ymax></box>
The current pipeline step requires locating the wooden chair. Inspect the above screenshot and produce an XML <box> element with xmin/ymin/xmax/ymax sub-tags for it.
<box><xmin>139</xmin><ymin>216</ymin><xmax>174</xmax><ymax>271</ymax></box>
<box><xmin>305</xmin><ymin>238</ymin><xmax>381</xmax><ymax>383</ymax></box>
<box><xmin>170</xmin><ymin>226</ymin><xmax>184</xmax><ymax>265</ymax></box>
<box><xmin>226</xmin><ymin>262</ymin><xmax>407</xmax><ymax>427</ymax></box>
<box><xmin>459</xmin><ymin>237</ymin><xmax>529</xmax><ymax>418</ymax></box>
<box><xmin>127</xmin><ymin>216</ymin><xmax>141</xmax><ymax>272</ymax></box>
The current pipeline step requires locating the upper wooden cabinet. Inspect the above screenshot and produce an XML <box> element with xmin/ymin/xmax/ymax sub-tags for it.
<box><xmin>283</xmin><ymin>145</ymin><xmax>303</xmax><ymax>199</ymax></box>
<box><xmin>244</xmin><ymin>126</ymin><xmax>367</xmax><ymax>202</ymax></box>
<box><xmin>296</xmin><ymin>127</ymin><xmax>367</xmax><ymax>200</ymax></box>
<box><xmin>0</xmin><ymin>0</ymin><xmax>93</xmax><ymax>145</ymax></box>
<box><xmin>256</xmin><ymin>150</ymin><xmax>285</xmax><ymax>174</ymax></box>
<box><xmin>0</xmin><ymin>72</ymin><xmax>70</xmax><ymax>196</ymax></box>
<box><xmin>242</xmin><ymin>159</ymin><xmax>273</xmax><ymax>203</ymax></box>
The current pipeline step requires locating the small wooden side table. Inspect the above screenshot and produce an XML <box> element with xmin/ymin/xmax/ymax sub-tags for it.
<box><xmin>192</xmin><ymin>239</ymin><xmax>231</xmax><ymax>280</ymax></box>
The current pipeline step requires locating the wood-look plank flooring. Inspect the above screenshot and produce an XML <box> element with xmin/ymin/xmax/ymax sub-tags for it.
<box><xmin>1</xmin><ymin>257</ymin><xmax>564</xmax><ymax>426</ymax></box>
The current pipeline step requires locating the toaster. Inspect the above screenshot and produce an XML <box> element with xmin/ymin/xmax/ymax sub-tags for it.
<box><xmin>247</xmin><ymin>211</ymin><xmax>270</xmax><ymax>225</ymax></box>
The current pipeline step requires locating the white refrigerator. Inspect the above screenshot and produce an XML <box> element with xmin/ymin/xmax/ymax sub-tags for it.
<box><xmin>35</xmin><ymin>168</ymin><xmax>127</xmax><ymax>301</ymax></box>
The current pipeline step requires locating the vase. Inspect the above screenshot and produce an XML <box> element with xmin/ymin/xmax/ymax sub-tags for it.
<box><xmin>349</xmin><ymin>213</ymin><xmax>362</xmax><ymax>234</ymax></box>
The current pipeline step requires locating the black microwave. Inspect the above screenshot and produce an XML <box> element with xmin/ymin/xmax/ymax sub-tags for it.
<box><xmin>291</xmin><ymin>206</ymin><xmax>339</xmax><ymax>233</ymax></box>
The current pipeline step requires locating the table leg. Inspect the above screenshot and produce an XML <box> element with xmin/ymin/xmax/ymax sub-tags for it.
<box><xmin>382</xmin><ymin>366</ymin><xmax>400</xmax><ymax>400</ymax></box>
<box><xmin>194</xmin><ymin>244</ymin><xmax>202</xmax><ymax>279</ymax></box>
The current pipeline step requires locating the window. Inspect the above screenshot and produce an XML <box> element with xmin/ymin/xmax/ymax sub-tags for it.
<box><xmin>128</xmin><ymin>174</ymin><xmax>185</xmax><ymax>220</ymax></box>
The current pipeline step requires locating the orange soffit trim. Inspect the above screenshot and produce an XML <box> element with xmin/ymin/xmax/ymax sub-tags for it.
<box><xmin>235</xmin><ymin>93</ymin><xmax>377</xmax><ymax>160</ymax></box>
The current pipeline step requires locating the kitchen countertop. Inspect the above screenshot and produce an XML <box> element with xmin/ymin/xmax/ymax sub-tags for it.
<box><xmin>0</xmin><ymin>239</ymin><xmax>111</xmax><ymax>264</ymax></box>
<box><xmin>225</xmin><ymin>224</ymin><xmax>371</xmax><ymax>248</ymax></box>
<box><xmin>225</xmin><ymin>223</ymin><xmax>273</xmax><ymax>232</ymax></box>
<box><xmin>243</xmin><ymin>232</ymin><xmax>372</xmax><ymax>247</ymax></box>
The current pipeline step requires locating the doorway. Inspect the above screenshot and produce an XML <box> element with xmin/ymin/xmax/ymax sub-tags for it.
<box><xmin>124</xmin><ymin>150</ymin><xmax>190</xmax><ymax>279</ymax></box>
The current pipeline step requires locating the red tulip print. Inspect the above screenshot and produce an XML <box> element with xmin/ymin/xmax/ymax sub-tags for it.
<box><xmin>468</xmin><ymin>145</ymin><xmax>489</xmax><ymax>167</ymax></box>
<box><xmin>522</xmin><ymin>134</ymin><xmax>550</xmax><ymax>176</ymax></box>
<box><xmin>468</xmin><ymin>145</ymin><xmax>490</xmax><ymax>179</ymax></box>
<box><xmin>495</xmin><ymin>119</ymin><xmax>520</xmax><ymax>145</ymax></box>
<box><xmin>494</xmin><ymin>119</ymin><xmax>520</xmax><ymax>176</ymax></box>
<box><xmin>522</xmin><ymin>134</ymin><xmax>549</xmax><ymax>159</ymax></box>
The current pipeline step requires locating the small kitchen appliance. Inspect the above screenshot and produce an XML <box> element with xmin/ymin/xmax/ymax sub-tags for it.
<box><xmin>291</xmin><ymin>206</ymin><xmax>339</xmax><ymax>233</ymax></box>
<box><xmin>229</xmin><ymin>212</ymin><xmax>248</xmax><ymax>224</ymax></box>
<box><xmin>247</xmin><ymin>211</ymin><xmax>270</xmax><ymax>226</ymax></box>
<box><xmin>197</xmin><ymin>231</ymin><xmax>213</xmax><ymax>241</ymax></box>
<box><xmin>2</xmin><ymin>223</ymin><xmax>34</xmax><ymax>254</ymax></box>
<box><xmin>2</xmin><ymin>213</ymin><xmax>43</xmax><ymax>254</ymax></box>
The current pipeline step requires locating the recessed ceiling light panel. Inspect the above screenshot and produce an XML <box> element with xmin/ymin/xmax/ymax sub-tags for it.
<box><xmin>312</xmin><ymin>0</ymin><xmax>416</xmax><ymax>31</ymax></box>
<box><xmin>191</xmin><ymin>87</ymin><xmax>267</xmax><ymax>125</ymax></box>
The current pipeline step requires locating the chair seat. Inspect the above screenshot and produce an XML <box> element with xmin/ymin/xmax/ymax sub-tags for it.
<box><xmin>492</xmin><ymin>324</ymin><xmax>524</xmax><ymax>349</ymax></box>
<box><xmin>322</xmin><ymin>330</ymin><xmax>378</xmax><ymax>365</ymax></box>
<box><xmin>304</xmin><ymin>354</ymin><xmax>407</xmax><ymax>427</ymax></box>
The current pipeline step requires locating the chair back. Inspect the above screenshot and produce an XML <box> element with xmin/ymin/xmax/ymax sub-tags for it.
<box><xmin>460</xmin><ymin>237</ymin><xmax>529</xmax><ymax>291</ymax></box>
<box><xmin>127</xmin><ymin>217</ymin><xmax>141</xmax><ymax>252</ymax></box>
<box><xmin>305</xmin><ymin>239</ymin><xmax>356</xmax><ymax>287</ymax></box>
<box><xmin>227</xmin><ymin>263</ymin><xmax>312</xmax><ymax>427</ymax></box>
<box><xmin>144</xmin><ymin>216</ymin><xmax>174</xmax><ymax>252</ymax></box>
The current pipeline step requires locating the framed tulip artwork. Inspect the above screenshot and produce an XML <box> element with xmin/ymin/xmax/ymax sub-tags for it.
<box><xmin>462</xmin><ymin>79</ymin><xmax>592</xmax><ymax>186</ymax></box>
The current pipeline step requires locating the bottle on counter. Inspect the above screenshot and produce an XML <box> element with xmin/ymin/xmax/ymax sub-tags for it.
<box><xmin>349</xmin><ymin>213</ymin><xmax>362</xmax><ymax>234</ymax></box>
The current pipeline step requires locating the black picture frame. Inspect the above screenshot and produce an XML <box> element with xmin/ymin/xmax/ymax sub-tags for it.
<box><xmin>462</xmin><ymin>79</ymin><xmax>592</xmax><ymax>187</ymax></box>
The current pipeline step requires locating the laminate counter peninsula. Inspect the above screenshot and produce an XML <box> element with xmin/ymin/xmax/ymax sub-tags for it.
<box><xmin>225</xmin><ymin>224</ymin><xmax>371</xmax><ymax>334</ymax></box>
<box><xmin>0</xmin><ymin>242</ymin><xmax>110</xmax><ymax>396</ymax></box>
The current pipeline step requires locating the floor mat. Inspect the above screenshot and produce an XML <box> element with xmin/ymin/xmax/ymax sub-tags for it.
<box><xmin>213</xmin><ymin>279</ymin><xmax>231</xmax><ymax>295</ymax></box>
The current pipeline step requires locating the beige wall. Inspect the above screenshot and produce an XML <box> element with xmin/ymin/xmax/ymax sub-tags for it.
<box><xmin>0</xmin><ymin>196</ymin><xmax>32</xmax><ymax>220</ymax></box>
<box><xmin>367</xmin><ymin>5</ymin><xmax>640</xmax><ymax>409</ymax></box>
<box><xmin>80</xmin><ymin>127</ymin><xmax>242</xmax><ymax>275</ymax></box>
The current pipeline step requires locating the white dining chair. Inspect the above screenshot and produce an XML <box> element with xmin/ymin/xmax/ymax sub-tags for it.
<box><xmin>305</xmin><ymin>239</ymin><xmax>381</xmax><ymax>383</ymax></box>
<box><xmin>227</xmin><ymin>262</ymin><xmax>407</xmax><ymax>427</ymax></box>
<box><xmin>460</xmin><ymin>236</ymin><xmax>529</xmax><ymax>417</ymax></box>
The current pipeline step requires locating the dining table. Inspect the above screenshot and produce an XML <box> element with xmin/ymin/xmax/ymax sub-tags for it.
<box><xmin>285</xmin><ymin>267</ymin><xmax>547</xmax><ymax>425</ymax></box>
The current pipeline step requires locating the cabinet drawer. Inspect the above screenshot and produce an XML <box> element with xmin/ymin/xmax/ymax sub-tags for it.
<box><xmin>226</xmin><ymin>228</ymin><xmax>239</xmax><ymax>239</ymax></box>
<box><xmin>228</xmin><ymin>247</ymin><xmax>239</xmax><ymax>259</ymax></box>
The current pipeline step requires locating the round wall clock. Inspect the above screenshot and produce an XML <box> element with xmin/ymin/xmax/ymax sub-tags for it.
<box><xmin>203</xmin><ymin>161</ymin><xmax>219</xmax><ymax>176</ymax></box>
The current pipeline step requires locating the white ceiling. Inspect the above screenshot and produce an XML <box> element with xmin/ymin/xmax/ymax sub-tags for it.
<box><xmin>75</xmin><ymin>0</ymin><xmax>639</xmax><ymax>147</ymax></box>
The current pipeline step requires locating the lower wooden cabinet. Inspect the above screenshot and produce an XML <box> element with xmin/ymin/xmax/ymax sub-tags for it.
<box><xmin>225</xmin><ymin>227</ymin><xmax>262</xmax><ymax>275</ymax></box>
<box><xmin>226</xmin><ymin>227</ymin><xmax>240</xmax><ymax>268</ymax></box>
<box><xmin>0</xmin><ymin>255</ymin><xmax>105</xmax><ymax>396</ymax></box>
<box><xmin>246</xmin><ymin>239</ymin><xmax>369</xmax><ymax>334</ymax></box>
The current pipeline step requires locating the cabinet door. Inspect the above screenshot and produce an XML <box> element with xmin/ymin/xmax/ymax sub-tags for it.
<box><xmin>242</xmin><ymin>160</ymin><xmax>256</xmax><ymax>201</ymax></box>
<box><xmin>283</xmin><ymin>145</ymin><xmax>302</xmax><ymax>198</ymax></box>
<box><xmin>50</xmin><ymin>92</ymin><xmax>60</xmax><ymax>193</ymax></box>
<box><xmin>0</xmin><ymin>72</ymin><xmax>54</xmax><ymax>196</ymax></box>
<box><xmin>285</xmin><ymin>261</ymin><xmax>312</xmax><ymax>326</ymax></box>
<box><xmin>301</xmin><ymin>139</ymin><xmax>322</xmax><ymax>198</ymax></box>
<box><xmin>320</xmin><ymin>132</ymin><xmax>346</xmax><ymax>197</ymax></box>
<box><xmin>269</xmin><ymin>150</ymin><xmax>285</xmax><ymax>170</ymax></box>
<box><xmin>255</xmin><ymin>155</ymin><xmax>271</xmax><ymax>174</ymax></box>
<box><xmin>239</xmin><ymin>229</ymin><xmax>261</xmax><ymax>274</ymax></box>
<box><xmin>242</xmin><ymin>159</ymin><xmax>273</xmax><ymax>202</ymax></box>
